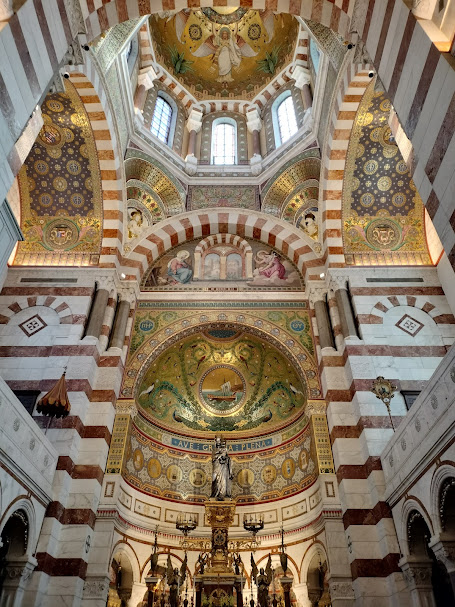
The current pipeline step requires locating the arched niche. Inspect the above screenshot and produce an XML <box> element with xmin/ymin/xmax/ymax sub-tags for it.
<box><xmin>194</xmin><ymin>234</ymin><xmax>253</xmax><ymax>281</ymax></box>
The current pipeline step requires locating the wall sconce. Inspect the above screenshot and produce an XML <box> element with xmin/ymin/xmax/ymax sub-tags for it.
<box><xmin>370</xmin><ymin>376</ymin><xmax>397</xmax><ymax>430</ymax></box>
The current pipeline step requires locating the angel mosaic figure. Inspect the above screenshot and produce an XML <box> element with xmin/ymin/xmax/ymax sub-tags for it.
<box><xmin>166</xmin><ymin>554</ymin><xmax>187</xmax><ymax>607</ymax></box>
<box><xmin>192</xmin><ymin>24</ymin><xmax>257</xmax><ymax>83</ymax></box>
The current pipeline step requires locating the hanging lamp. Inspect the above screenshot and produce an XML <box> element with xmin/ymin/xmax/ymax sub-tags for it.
<box><xmin>36</xmin><ymin>371</ymin><xmax>71</xmax><ymax>432</ymax></box>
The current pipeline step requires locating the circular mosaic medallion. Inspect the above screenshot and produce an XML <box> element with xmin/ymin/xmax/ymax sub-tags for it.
<box><xmin>67</xmin><ymin>160</ymin><xmax>81</xmax><ymax>175</ymax></box>
<box><xmin>46</xmin><ymin>99</ymin><xmax>64</xmax><ymax>112</ymax></box>
<box><xmin>39</xmin><ymin>124</ymin><xmax>62</xmax><ymax>146</ymax></box>
<box><xmin>132</xmin><ymin>448</ymin><xmax>144</xmax><ymax>471</ymax></box>
<box><xmin>392</xmin><ymin>192</ymin><xmax>406</xmax><ymax>207</ymax></box>
<box><xmin>43</xmin><ymin>218</ymin><xmax>79</xmax><ymax>250</ymax></box>
<box><xmin>80</xmin><ymin>143</ymin><xmax>88</xmax><ymax>158</ymax></box>
<box><xmin>380</xmin><ymin>98</ymin><xmax>391</xmax><ymax>112</ymax></box>
<box><xmin>167</xmin><ymin>464</ymin><xmax>182</xmax><ymax>484</ymax></box>
<box><xmin>370</xmin><ymin>127</ymin><xmax>381</xmax><ymax>143</ymax></box>
<box><xmin>71</xmin><ymin>113</ymin><xmax>87</xmax><ymax>127</ymax></box>
<box><xmin>290</xmin><ymin>319</ymin><xmax>305</xmax><ymax>332</ymax></box>
<box><xmin>237</xmin><ymin>469</ymin><xmax>254</xmax><ymax>488</ymax></box>
<box><xmin>47</xmin><ymin>147</ymin><xmax>62</xmax><ymax>159</ymax></box>
<box><xmin>147</xmin><ymin>458</ymin><xmax>161</xmax><ymax>479</ymax></box>
<box><xmin>53</xmin><ymin>176</ymin><xmax>67</xmax><ymax>192</ymax></box>
<box><xmin>199</xmin><ymin>365</ymin><xmax>246</xmax><ymax>415</ymax></box>
<box><xmin>364</xmin><ymin>159</ymin><xmax>378</xmax><ymax>175</ymax></box>
<box><xmin>71</xmin><ymin>193</ymin><xmax>85</xmax><ymax>208</ymax></box>
<box><xmin>248</xmin><ymin>23</ymin><xmax>262</xmax><ymax>40</ymax></box>
<box><xmin>396</xmin><ymin>160</ymin><xmax>408</xmax><ymax>175</ymax></box>
<box><xmin>85</xmin><ymin>177</ymin><xmax>93</xmax><ymax>191</ymax></box>
<box><xmin>261</xmin><ymin>465</ymin><xmax>277</xmax><ymax>484</ymax></box>
<box><xmin>377</xmin><ymin>176</ymin><xmax>392</xmax><ymax>191</ymax></box>
<box><xmin>360</xmin><ymin>192</ymin><xmax>375</xmax><ymax>208</ymax></box>
<box><xmin>365</xmin><ymin>218</ymin><xmax>401</xmax><ymax>250</ymax></box>
<box><xmin>189</xmin><ymin>468</ymin><xmax>207</xmax><ymax>488</ymax></box>
<box><xmin>282</xmin><ymin>458</ymin><xmax>295</xmax><ymax>479</ymax></box>
<box><xmin>39</xmin><ymin>193</ymin><xmax>53</xmax><ymax>207</ymax></box>
<box><xmin>34</xmin><ymin>160</ymin><xmax>49</xmax><ymax>175</ymax></box>
<box><xmin>351</xmin><ymin>177</ymin><xmax>360</xmax><ymax>191</ymax></box>
<box><xmin>63</xmin><ymin>128</ymin><xmax>75</xmax><ymax>142</ymax></box>
<box><xmin>189</xmin><ymin>23</ymin><xmax>202</xmax><ymax>40</ymax></box>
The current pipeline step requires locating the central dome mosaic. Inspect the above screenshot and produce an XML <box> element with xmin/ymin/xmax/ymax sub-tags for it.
<box><xmin>149</xmin><ymin>8</ymin><xmax>299</xmax><ymax>99</ymax></box>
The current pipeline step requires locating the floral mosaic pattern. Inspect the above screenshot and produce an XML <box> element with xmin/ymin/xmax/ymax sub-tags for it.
<box><xmin>17</xmin><ymin>82</ymin><xmax>102</xmax><ymax>257</ymax></box>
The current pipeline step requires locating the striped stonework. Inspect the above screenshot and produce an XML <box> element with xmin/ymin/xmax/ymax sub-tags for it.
<box><xmin>115</xmin><ymin>209</ymin><xmax>325</xmax><ymax>283</ymax></box>
<box><xmin>0</xmin><ymin>272</ymin><xmax>134</xmax><ymax>598</ymax></box>
<box><xmin>320</xmin><ymin>65</ymin><xmax>372</xmax><ymax>269</ymax></box>
<box><xmin>318</xmin><ymin>270</ymin><xmax>455</xmax><ymax>602</ymax></box>
<box><xmin>67</xmin><ymin>65</ymin><xmax>125</xmax><ymax>264</ymax></box>
<box><xmin>138</xmin><ymin>23</ymin><xmax>153</xmax><ymax>67</ymax></box>
<box><xmin>82</xmin><ymin>0</ymin><xmax>355</xmax><ymax>44</ymax></box>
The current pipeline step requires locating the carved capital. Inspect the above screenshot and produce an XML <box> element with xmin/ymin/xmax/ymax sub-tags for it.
<box><xmin>83</xmin><ymin>576</ymin><xmax>110</xmax><ymax>599</ymax></box>
<box><xmin>328</xmin><ymin>274</ymin><xmax>349</xmax><ymax>293</ymax></box>
<box><xmin>399</xmin><ymin>558</ymin><xmax>433</xmax><ymax>589</ymax></box>
<box><xmin>292</xmin><ymin>66</ymin><xmax>311</xmax><ymax>90</ymax></box>
<box><xmin>3</xmin><ymin>556</ymin><xmax>37</xmax><ymax>586</ymax></box>
<box><xmin>328</xmin><ymin>579</ymin><xmax>355</xmax><ymax>599</ymax></box>
<box><xmin>115</xmin><ymin>399</ymin><xmax>138</xmax><ymax>417</ymax></box>
<box><xmin>138</xmin><ymin>67</ymin><xmax>158</xmax><ymax>91</ymax></box>
<box><xmin>96</xmin><ymin>275</ymin><xmax>116</xmax><ymax>292</ymax></box>
<box><xmin>246</xmin><ymin>108</ymin><xmax>262</xmax><ymax>133</ymax></box>
<box><xmin>186</xmin><ymin>108</ymin><xmax>203</xmax><ymax>133</ymax></box>
<box><xmin>308</xmin><ymin>285</ymin><xmax>328</xmax><ymax>305</ymax></box>
<box><xmin>118</xmin><ymin>286</ymin><xmax>137</xmax><ymax>305</ymax></box>
<box><xmin>429</xmin><ymin>539</ymin><xmax>455</xmax><ymax>573</ymax></box>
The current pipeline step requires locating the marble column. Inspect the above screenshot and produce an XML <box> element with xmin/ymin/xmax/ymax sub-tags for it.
<box><xmin>0</xmin><ymin>555</ymin><xmax>37</xmax><ymax>607</ymax></box>
<box><xmin>85</xmin><ymin>288</ymin><xmax>110</xmax><ymax>340</ymax></box>
<box><xmin>293</xmin><ymin>66</ymin><xmax>312</xmax><ymax>110</ymax></box>
<box><xmin>246</xmin><ymin>108</ymin><xmax>262</xmax><ymax>176</ymax></box>
<box><xmin>185</xmin><ymin>109</ymin><xmax>203</xmax><ymax>175</ymax></box>
<box><xmin>310</xmin><ymin>288</ymin><xmax>335</xmax><ymax>350</ymax></box>
<box><xmin>110</xmin><ymin>299</ymin><xmax>131</xmax><ymax>351</ymax></box>
<box><xmin>330</xmin><ymin>276</ymin><xmax>358</xmax><ymax>340</ymax></box>
<box><xmin>399</xmin><ymin>557</ymin><xmax>436</xmax><ymax>607</ymax></box>
<box><xmin>134</xmin><ymin>67</ymin><xmax>158</xmax><ymax>125</ymax></box>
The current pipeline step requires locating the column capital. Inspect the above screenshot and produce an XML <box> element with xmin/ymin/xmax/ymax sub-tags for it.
<box><xmin>308</xmin><ymin>285</ymin><xmax>328</xmax><ymax>305</ymax></box>
<box><xmin>246</xmin><ymin>108</ymin><xmax>262</xmax><ymax>133</ymax></box>
<box><xmin>399</xmin><ymin>556</ymin><xmax>434</xmax><ymax>590</ymax></box>
<box><xmin>328</xmin><ymin>577</ymin><xmax>355</xmax><ymax>601</ymax></box>
<box><xmin>328</xmin><ymin>274</ymin><xmax>349</xmax><ymax>292</ymax></box>
<box><xmin>83</xmin><ymin>576</ymin><xmax>110</xmax><ymax>600</ymax></box>
<box><xmin>429</xmin><ymin>537</ymin><xmax>455</xmax><ymax>573</ymax></box>
<box><xmin>138</xmin><ymin>67</ymin><xmax>158</xmax><ymax>90</ymax></box>
<box><xmin>292</xmin><ymin>66</ymin><xmax>311</xmax><ymax>90</ymax></box>
<box><xmin>118</xmin><ymin>286</ymin><xmax>137</xmax><ymax>305</ymax></box>
<box><xmin>186</xmin><ymin>108</ymin><xmax>203</xmax><ymax>133</ymax></box>
<box><xmin>3</xmin><ymin>555</ymin><xmax>37</xmax><ymax>584</ymax></box>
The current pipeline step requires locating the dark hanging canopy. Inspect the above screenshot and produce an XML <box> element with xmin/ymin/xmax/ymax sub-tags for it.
<box><xmin>36</xmin><ymin>372</ymin><xmax>71</xmax><ymax>419</ymax></box>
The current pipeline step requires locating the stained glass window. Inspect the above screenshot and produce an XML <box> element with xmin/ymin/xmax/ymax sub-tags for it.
<box><xmin>277</xmin><ymin>95</ymin><xmax>298</xmax><ymax>145</ymax></box>
<box><xmin>212</xmin><ymin>122</ymin><xmax>236</xmax><ymax>165</ymax></box>
<box><xmin>151</xmin><ymin>96</ymin><xmax>173</xmax><ymax>144</ymax></box>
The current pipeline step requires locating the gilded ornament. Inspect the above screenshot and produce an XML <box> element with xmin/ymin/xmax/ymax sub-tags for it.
<box><xmin>377</xmin><ymin>176</ymin><xmax>392</xmax><ymax>191</ymax></box>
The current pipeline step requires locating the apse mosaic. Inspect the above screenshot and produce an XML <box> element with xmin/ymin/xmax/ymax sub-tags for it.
<box><xmin>123</xmin><ymin>419</ymin><xmax>317</xmax><ymax>503</ymax></box>
<box><xmin>135</xmin><ymin>331</ymin><xmax>307</xmax><ymax>434</ymax></box>
<box><xmin>16</xmin><ymin>82</ymin><xmax>102</xmax><ymax>263</ymax></box>
<box><xmin>343</xmin><ymin>82</ymin><xmax>431</xmax><ymax>265</ymax></box>
<box><xmin>121</xmin><ymin>303</ymin><xmax>320</xmax><ymax>439</ymax></box>
<box><xmin>140</xmin><ymin>236</ymin><xmax>304</xmax><ymax>291</ymax></box>
<box><xmin>149</xmin><ymin>9</ymin><xmax>298</xmax><ymax>99</ymax></box>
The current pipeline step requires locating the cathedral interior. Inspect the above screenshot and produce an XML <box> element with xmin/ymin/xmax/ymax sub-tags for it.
<box><xmin>1</xmin><ymin>1</ymin><xmax>455</xmax><ymax>606</ymax></box>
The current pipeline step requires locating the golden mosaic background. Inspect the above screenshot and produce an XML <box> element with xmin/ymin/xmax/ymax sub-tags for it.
<box><xmin>16</xmin><ymin>81</ymin><xmax>102</xmax><ymax>262</ymax></box>
<box><xmin>149</xmin><ymin>9</ymin><xmax>298</xmax><ymax>100</ymax></box>
<box><xmin>343</xmin><ymin>81</ymin><xmax>430</xmax><ymax>266</ymax></box>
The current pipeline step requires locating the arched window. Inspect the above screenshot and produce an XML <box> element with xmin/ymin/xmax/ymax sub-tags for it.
<box><xmin>212</xmin><ymin>120</ymin><xmax>236</xmax><ymax>165</ymax></box>
<box><xmin>276</xmin><ymin>94</ymin><xmax>298</xmax><ymax>145</ymax></box>
<box><xmin>151</xmin><ymin>95</ymin><xmax>174</xmax><ymax>144</ymax></box>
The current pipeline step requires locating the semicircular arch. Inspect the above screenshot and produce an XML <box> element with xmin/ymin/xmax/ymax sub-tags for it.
<box><xmin>120</xmin><ymin>208</ymin><xmax>323</xmax><ymax>282</ymax></box>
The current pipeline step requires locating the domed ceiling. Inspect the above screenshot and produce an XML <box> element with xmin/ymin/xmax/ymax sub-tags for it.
<box><xmin>149</xmin><ymin>9</ymin><xmax>299</xmax><ymax>99</ymax></box>
<box><xmin>136</xmin><ymin>328</ymin><xmax>307</xmax><ymax>435</ymax></box>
